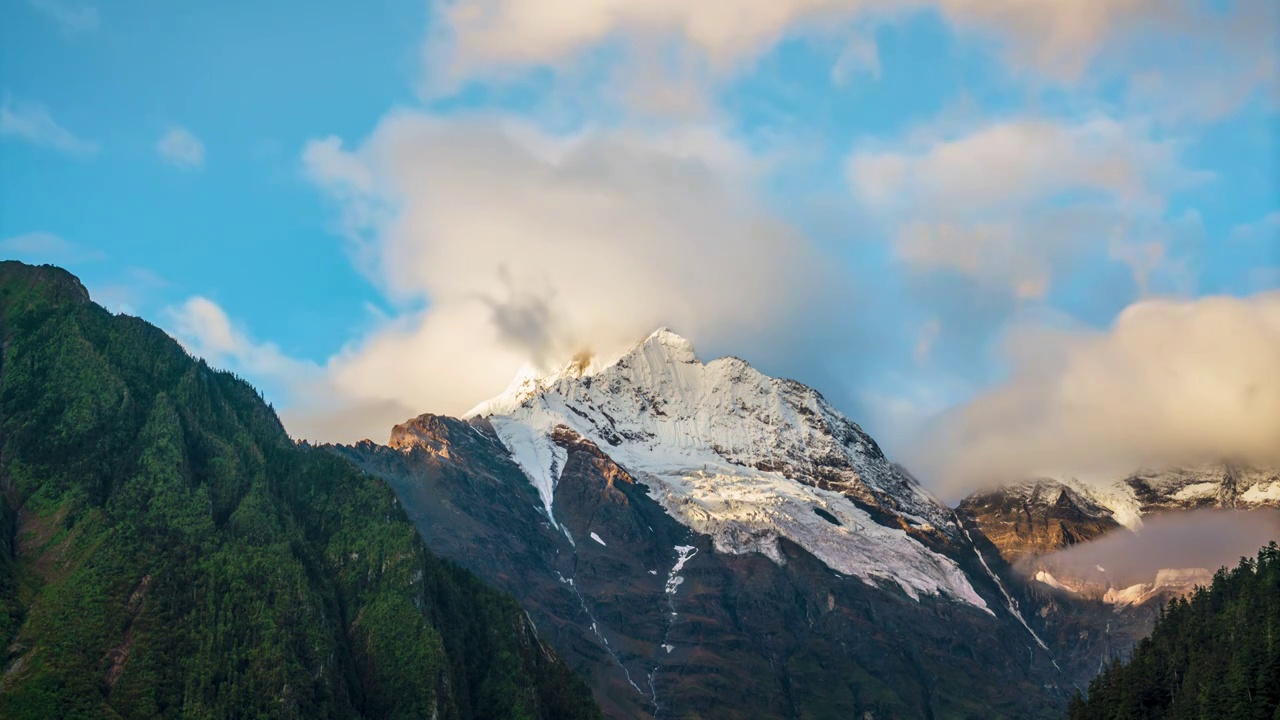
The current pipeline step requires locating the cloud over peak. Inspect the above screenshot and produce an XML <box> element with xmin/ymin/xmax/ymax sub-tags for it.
<box><xmin>846</xmin><ymin>115</ymin><xmax>1208</xmax><ymax>304</ymax></box>
<box><xmin>288</xmin><ymin>115</ymin><xmax>855</xmax><ymax>442</ymax></box>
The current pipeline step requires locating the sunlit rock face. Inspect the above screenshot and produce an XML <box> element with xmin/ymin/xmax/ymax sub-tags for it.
<box><xmin>957</xmin><ymin>479</ymin><xmax>1122</xmax><ymax>567</ymax></box>
<box><xmin>958</xmin><ymin>465</ymin><xmax>1280</xmax><ymax>568</ymax></box>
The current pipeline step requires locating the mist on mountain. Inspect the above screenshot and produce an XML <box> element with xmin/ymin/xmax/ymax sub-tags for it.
<box><xmin>1039</xmin><ymin>508</ymin><xmax>1280</xmax><ymax>588</ymax></box>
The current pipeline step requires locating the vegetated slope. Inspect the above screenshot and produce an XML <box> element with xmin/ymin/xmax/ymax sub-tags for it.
<box><xmin>1067</xmin><ymin>542</ymin><xmax>1280</xmax><ymax>720</ymax></box>
<box><xmin>0</xmin><ymin>261</ymin><xmax>600</xmax><ymax>720</ymax></box>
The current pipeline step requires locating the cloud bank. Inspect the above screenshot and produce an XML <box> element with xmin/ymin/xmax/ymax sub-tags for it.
<box><xmin>915</xmin><ymin>292</ymin><xmax>1280</xmax><ymax>490</ymax></box>
<box><xmin>162</xmin><ymin>0</ymin><xmax>1276</xmax><ymax>471</ymax></box>
<box><xmin>847</xmin><ymin>116</ymin><xmax>1207</xmax><ymax>301</ymax></box>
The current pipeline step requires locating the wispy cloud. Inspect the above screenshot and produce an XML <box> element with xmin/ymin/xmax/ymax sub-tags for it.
<box><xmin>166</xmin><ymin>296</ymin><xmax>317</xmax><ymax>384</ymax></box>
<box><xmin>156</xmin><ymin>126</ymin><xmax>205</xmax><ymax>170</ymax></box>
<box><xmin>0</xmin><ymin>232</ymin><xmax>105</xmax><ymax>264</ymax></box>
<box><xmin>847</xmin><ymin>115</ymin><xmax>1208</xmax><ymax>300</ymax></box>
<box><xmin>91</xmin><ymin>266</ymin><xmax>168</xmax><ymax>316</ymax></box>
<box><xmin>27</xmin><ymin>0</ymin><xmax>99</xmax><ymax>38</ymax></box>
<box><xmin>428</xmin><ymin>0</ymin><xmax>1275</xmax><ymax>121</ymax></box>
<box><xmin>0</xmin><ymin>95</ymin><xmax>98</xmax><ymax>156</ymax></box>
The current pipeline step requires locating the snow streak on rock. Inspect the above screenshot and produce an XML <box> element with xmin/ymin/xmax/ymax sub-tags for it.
<box><xmin>557</xmin><ymin>572</ymin><xmax>646</xmax><ymax>698</ymax></box>
<box><xmin>664</xmin><ymin>545</ymin><xmax>697</xmax><ymax>596</ymax></box>
<box><xmin>958</xmin><ymin>516</ymin><xmax>1048</xmax><ymax>646</ymax></box>
<box><xmin>491</xmin><ymin>415</ymin><xmax>566</xmax><ymax>527</ymax></box>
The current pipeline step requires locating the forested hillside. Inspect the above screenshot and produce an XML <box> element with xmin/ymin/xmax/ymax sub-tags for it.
<box><xmin>0</xmin><ymin>261</ymin><xmax>600</xmax><ymax>720</ymax></box>
<box><xmin>1068</xmin><ymin>541</ymin><xmax>1280</xmax><ymax>720</ymax></box>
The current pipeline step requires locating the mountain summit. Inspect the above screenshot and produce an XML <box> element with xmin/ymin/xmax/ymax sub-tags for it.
<box><xmin>470</xmin><ymin>328</ymin><xmax>984</xmax><ymax>607</ymax></box>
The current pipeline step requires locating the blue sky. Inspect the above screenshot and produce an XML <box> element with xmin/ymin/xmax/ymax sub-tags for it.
<box><xmin>2</xmin><ymin>0</ymin><xmax>1278</xmax><ymax>478</ymax></box>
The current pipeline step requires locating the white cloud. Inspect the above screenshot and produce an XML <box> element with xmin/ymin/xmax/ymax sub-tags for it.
<box><xmin>1232</xmin><ymin>211</ymin><xmax>1280</xmax><ymax>246</ymax></box>
<box><xmin>913</xmin><ymin>318</ymin><xmax>940</xmax><ymax>364</ymax></box>
<box><xmin>429</xmin><ymin>0</ymin><xmax>1274</xmax><ymax>118</ymax></box>
<box><xmin>156</xmin><ymin>126</ymin><xmax>205</xmax><ymax>170</ymax></box>
<box><xmin>164</xmin><ymin>296</ymin><xmax>428</xmax><ymax>442</ymax></box>
<box><xmin>0</xmin><ymin>232</ymin><xmax>105</xmax><ymax>264</ymax></box>
<box><xmin>848</xmin><ymin>117</ymin><xmax>1198</xmax><ymax>216</ymax></box>
<box><xmin>290</xmin><ymin>113</ymin><xmax>850</xmax><ymax>442</ymax></box>
<box><xmin>27</xmin><ymin>0</ymin><xmax>99</xmax><ymax>38</ymax></box>
<box><xmin>0</xmin><ymin>96</ymin><xmax>97</xmax><ymax>156</ymax></box>
<box><xmin>436</xmin><ymin>0</ymin><xmax>1140</xmax><ymax>78</ymax></box>
<box><xmin>913</xmin><ymin>292</ymin><xmax>1280</xmax><ymax>490</ymax></box>
<box><xmin>847</xmin><ymin>116</ymin><xmax>1207</xmax><ymax>299</ymax></box>
<box><xmin>1118</xmin><ymin>0</ymin><xmax>1279</xmax><ymax>122</ymax></box>
<box><xmin>166</xmin><ymin>296</ymin><xmax>317</xmax><ymax>385</ymax></box>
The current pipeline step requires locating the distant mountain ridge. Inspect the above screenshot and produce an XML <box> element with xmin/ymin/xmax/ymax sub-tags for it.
<box><xmin>958</xmin><ymin>466</ymin><xmax>1280</xmax><ymax>572</ymax></box>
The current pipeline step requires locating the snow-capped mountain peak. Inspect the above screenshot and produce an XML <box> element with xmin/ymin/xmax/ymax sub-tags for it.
<box><xmin>473</xmin><ymin>328</ymin><xmax>989</xmax><ymax>610</ymax></box>
<box><xmin>465</xmin><ymin>351</ymin><xmax>604</xmax><ymax>419</ymax></box>
<box><xmin>636</xmin><ymin>326</ymin><xmax>699</xmax><ymax>362</ymax></box>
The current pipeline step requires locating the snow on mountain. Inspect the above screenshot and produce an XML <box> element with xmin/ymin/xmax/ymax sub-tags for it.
<box><xmin>1032</xmin><ymin>476</ymin><xmax>1145</xmax><ymax>531</ymax></box>
<box><xmin>472</xmin><ymin>328</ymin><xmax>989</xmax><ymax>610</ymax></box>
<box><xmin>465</xmin><ymin>351</ymin><xmax>607</xmax><ymax>418</ymax></box>
<box><xmin>1007</xmin><ymin>463</ymin><xmax>1280</xmax><ymax>532</ymax></box>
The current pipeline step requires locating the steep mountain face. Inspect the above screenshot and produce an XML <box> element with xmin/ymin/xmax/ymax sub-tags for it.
<box><xmin>488</xmin><ymin>328</ymin><xmax>976</xmax><ymax>602</ymax></box>
<box><xmin>957</xmin><ymin>480</ymin><xmax>1122</xmax><ymax>567</ymax></box>
<box><xmin>961</xmin><ymin>469</ymin><xmax>1280</xmax><ymax>568</ymax></box>
<box><xmin>0</xmin><ymin>262</ymin><xmax>599</xmax><ymax>720</ymax></box>
<box><xmin>339</xmin><ymin>329</ymin><xmax>1071</xmax><ymax>718</ymax></box>
<box><xmin>1125</xmin><ymin>464</ymin><xmax>1280</xmax><ymax>512</ymax></box>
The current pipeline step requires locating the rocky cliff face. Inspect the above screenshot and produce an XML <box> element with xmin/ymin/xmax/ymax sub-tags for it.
<box><xmin>335</xmin><ymin>330</ymin><xmax>1073</xmax><ymax>718</ymax></box>
<box><xmin>958</xmin><ymin>467</ymin><xmax>1280</xmax><ymax>568</ymax></box>
<box><xmin>1124</xmin><ymin>464</ymin><xmax>1280</xmax><ymax>512</ymax></box>
<box><xmin>957</xmin><ymin>480</ymin><xmax>1121</xmax><ymax>567</ymax></box>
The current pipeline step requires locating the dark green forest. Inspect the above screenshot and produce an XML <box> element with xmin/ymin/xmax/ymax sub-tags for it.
<box><xmin>1068</xmin><ymin>541</ymin><xmax>1280</xmax><ymax>720</ymax></box>
<box><xmin>0</xmin><ymin>261</ymin><xmax>600</xmax><ymax>719</ymax></box>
